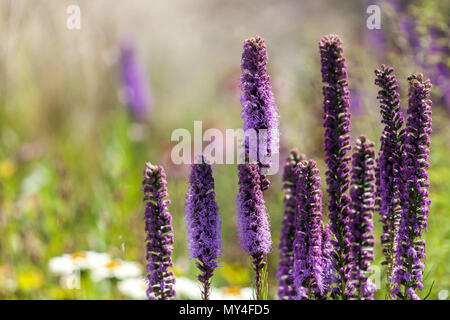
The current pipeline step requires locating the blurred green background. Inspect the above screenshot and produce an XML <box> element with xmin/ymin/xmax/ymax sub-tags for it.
<box><xmin>0</xmin><ymin>0</ymin><xmax>448</xmax><ymax>299</ymax></box>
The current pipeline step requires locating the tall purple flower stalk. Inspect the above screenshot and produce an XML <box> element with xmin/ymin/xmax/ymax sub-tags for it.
<box><xmin>237</xmin><ymin>36</ymin><xmax>277</xmax><ymax>300</ymax></box>
<box><xmin>277</xmin><ymin>149</ymin><xmax>306</xmax><ymax>300</ymax></box>
<box><xmin>350</xmin><ymin>135</ymin><xmax>376</xmax><ymax>300</ymax></box>
<box><xmin>236</xmin><ymin>163</ymin><xmax>271</xmax><ymax>299</ymax></box>
<box><xmin>240</xmin><ymin>36</ymin><xmax>279</xmax><ymax>181</ymax></box>
<box><xmin>185</xmin><ymin>157</ymin><xmax>222</xmax><ymax>300</ymax></box>
<box><xmin>374</xmin><ymin>65</ymin><xmax>405</xmax><ymax>293</ymax></box>
<box><xmin>319</xmin><ymin>34</ymin><xmax>353</xmax><ymax>298</ymax></box>
<box><xmin>393</xmin><ymin>74</ymin><xmax>432</xmax><ymax>300</ymax></box>
<box><xmin>293</xmin><ymin>160</ymin><xmax>325</xmax><ymax>299</ymax></box>
<box><xmin>142</xmin><ymin>163</ymin><xmax>176</xmax><ymax>300</ymax></box>
<box><xmin>119</xmin><ymin>40</ymin><xmax>153</xmax><ymax>120</ymax></box>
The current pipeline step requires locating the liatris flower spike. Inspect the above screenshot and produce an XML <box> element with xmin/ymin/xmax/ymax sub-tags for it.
<box><xmin>236</xmin><ymin>163</ymin><xmax>272</xmax><ymax>300</ymax></box>
<box><xmin>321</xmin><ymin>223</ymin><xmax>335</xmax><ymax>296</ymax></box>
<box><xmin>277</xmin><ymin>149</ymin><xmax>306</xmax><ymax>300</ymax></box>
<box><xmin>350</xmin><ymin>135</ymin><xmax>376</xmax><ymax>300</ymax></box>
<box><xmin>293</xmin><ymin>159</ymin><xmax>326</xmax><ymax>300</ymax></box>
<box><xmin>393</xmin><ymin>74</ymin><xmax>432</xmax><ymax>300</ymax></box>
<box><xmin>319</xmin><ymin>34</ymin><xmax>353</xmax><ymax>298</ymax></box>
<box><xmin>240</xmin><ymin>36</ymin><xmax>279</xmax><ymax>180</ymax></box>
<box><xmin>142</xmin><ymin>163</ymin><xmax>176</xmax><ymax>300</ymax></box>
<box><xmin>185</xmin><ymin>156</ymin><xmax>222</xmax><ymax>300</ymax></box>
<box><xmin>119</xmin><ymin>40</ymin><xmax>153</xmax><ymax>120</ymax></box>
<box><xmin>374</xmin><ymin>65</ymin><xmax>405</xmax><ymax>293</ymax></box>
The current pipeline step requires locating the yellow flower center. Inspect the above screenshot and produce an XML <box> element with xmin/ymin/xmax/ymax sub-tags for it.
<box><xmin>106</xmin><ymin>261</ymin><xmax>122</xmax><ymax>269</ymax></box>
<box><xmin>71</xmin><ymin>252</ymin><xmax>87</xmax><ymax>260</ymax></box>
<box><xmin>222</xmin><ymin>286</ymin><xmax>241</xmax><ymax>295</ymax></box>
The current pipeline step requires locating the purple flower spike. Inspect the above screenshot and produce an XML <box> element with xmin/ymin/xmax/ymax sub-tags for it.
<box><xmin>350</xmin><ymin>135</ymin><xmax>376</xmax><ymax>300</ymax></box>
<box><xmin>119</xmin><ymin>41</ymin><xmax>153</xmax><ymax>120</ymax></box>
<box><xmin>321</xmin><ymin>223</ymin><xmax>336</xmax><ymax>296</ymax></box>
<box><xmin>185</xmin><ymin>156</ymin><xmax>222</xmax><ymax>300</ymax></box>
<box><xmin>277</xmin><ymin>149</ymin><xmax>306</xmax><ymax>300</ymax></box>
<box><xmin>240</xmin><ymin>36</ymin><xmax>280</xmax><ymax>179</ymax></box>
<box><xmin>142</xmin><ymin>163</ymin><xmax>176</xmax><ymax>300</ymax></box>
<box><xmin>293</xmin><ymin>160</ymin><xmax>326</xmax><ymax>300</ymax></box>
<box><xmin>319</xmin><ymin>34</ymin><xmax>353</xmax><ymax>298</ymax></box>
<box><xmin>393</xmin><ymin>74</ymin><xmax>432</xmax><ymax>300</ymax></box>
<box><xmin>374</xmin><ymin>65</ymin><xmax>405</xmax><ymax>292</ymax></box>
<box><xmin>236</xmin><ymin>163</ymin><xmax>272</xmax><ymax>299</ymax></box>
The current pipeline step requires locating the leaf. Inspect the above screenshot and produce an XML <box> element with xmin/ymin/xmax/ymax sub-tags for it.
<box><xmin>260</xmin><ymin>263</ymin><xmax>269</xmax><ymax>300</ymax></box>
<box><xmin>422</xmin><ymin>281</ymin><xmax>435</xmax><ymax>300</ymax></box>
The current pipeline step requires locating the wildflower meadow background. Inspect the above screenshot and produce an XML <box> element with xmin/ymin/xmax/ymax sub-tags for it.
<box><xmin>0</xmin><ymin>0</ymin><xmax>449</xmax><ymax>300</ymax></box>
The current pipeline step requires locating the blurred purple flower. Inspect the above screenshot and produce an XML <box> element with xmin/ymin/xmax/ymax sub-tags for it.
<box><xmin>426</xmin><ymin>27</ymin><xmax>450</xmax><ymax>112</ymax></box>
<box><xmin>119</xmin><ymin>41</ymin><xmax>153</xmax><ymax>120</ymax></box>
<box><xmin>350</xmin><ymin>88</ymin><xmax>363</xmax><ymax>116</ymax></box>
<box><xmin>399</xmin><ymin>17</ymin><xmax>421</xmax><ymax>52</ymax></box>
<box><xmin>369</xmin><ymin>0</ymin><xmax>449</xmax><ymax>113</ymax></box>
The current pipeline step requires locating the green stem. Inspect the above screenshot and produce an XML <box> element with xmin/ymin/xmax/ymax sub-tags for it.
<box><xmin>252</xmin><ymin>253</ymin><xmax>266</xmax><ymax>300</ymax></box>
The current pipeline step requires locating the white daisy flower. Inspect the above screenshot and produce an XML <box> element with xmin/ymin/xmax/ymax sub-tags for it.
<box><xmin>48</xmin><ymin>251</ymin><xmax>111</xmax><ymax>275</ymax></box>
<box><xmin>91</xmin><ymin>259</ymin><xmax>142</xmax><ymax>282</ymax></box>
<box><xmin>174</xmin><ymin>277</ymin><xmax>202</xmax><ymax>300</ymax></box>
<box><xmin>118</xmin><ymin>276</ymin><xmax>202</xmax><ymax>300</ymax></box>
<box><xmin>117</xmin><ymin>278</ymin><xmax>147</xmax><ymax>300</ymax></box>
<box><xmin>210</xmin><ymin>286</ymin><xmax>253</xmax><ymax>300</ymax></box>
<box><xmin>117</xmin><ymin>276</ymin><xmax>254</xmax><ymax>301</ymax></box>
